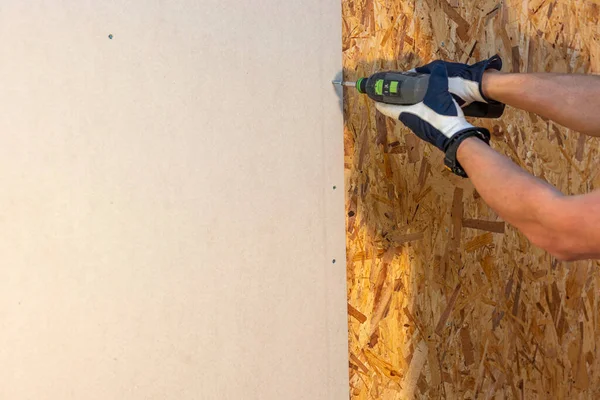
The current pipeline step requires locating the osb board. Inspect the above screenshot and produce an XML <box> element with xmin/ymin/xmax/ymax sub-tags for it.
<box><xmin>344</xmin><ymin>0</ymin><xmax>600</xmax><ymax>398</ymax></box>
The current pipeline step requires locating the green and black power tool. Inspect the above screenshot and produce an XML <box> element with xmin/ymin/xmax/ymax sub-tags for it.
<box><xmin>332</xmin><ymin>71</ymin><xmax>504</xmax><ymax>118</ymax></box>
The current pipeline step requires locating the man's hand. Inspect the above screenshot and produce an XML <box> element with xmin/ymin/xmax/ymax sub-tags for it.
<box><xmin>376</xmin><ymin>64</ymin><xmax>491</xmax><ymax>177</ymax></box>
<box><xmin>375</xmin><ymin>64</ymin><xmax>472</xmax><ymax>150</ymax></box>
<box><xmin>414</xmin><ymin>55</ymin><xmax>502</xmax><ymax>107</ymax></box>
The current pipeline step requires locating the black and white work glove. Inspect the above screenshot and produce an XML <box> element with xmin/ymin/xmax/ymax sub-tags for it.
<box><xmin>414</xmin><ymin>54</ymin><xmax>503</xmax><ymax>108</ymax></box>
<box><xmin>376</xmin><ymin>64</ymin><xmax>490</xmax><ymax>177</ymax></box>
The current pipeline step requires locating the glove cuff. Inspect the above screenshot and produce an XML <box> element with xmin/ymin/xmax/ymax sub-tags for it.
<box><xmin>476</xmin><ymin>55</ymin><xmax>502</xmax><ymax>104</ymax></box>
<box><xmin>461</xmin><ymin>101</ymin><xmax>505</xmax><ymax>118</ymax></box>
<box><xmin>444</xmin><ymin>127</ymin><xmax>490</xmax><ymax>178</ymax></box>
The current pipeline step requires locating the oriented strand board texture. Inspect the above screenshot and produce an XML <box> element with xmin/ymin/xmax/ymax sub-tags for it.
<box><xmin>344</xmin><ymin>0</ymin><xmax>600</xmax><ymax>398</ymax></box>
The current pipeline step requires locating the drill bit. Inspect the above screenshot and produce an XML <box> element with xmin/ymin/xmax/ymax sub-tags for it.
<box><xmin>332</xmin><ymin>80</ymin><xmax>356</xmax><ymax>87</ymax></box>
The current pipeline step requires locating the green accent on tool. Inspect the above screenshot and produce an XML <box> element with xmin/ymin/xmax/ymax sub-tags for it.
<box><xmin>334</xmin><ymin>72</ymin><xmax>429</xmax><ymax>105</ymax></box>
<box><xmin>331</xmin><ymin>72</ymin><xmax>505</xmax><ymax>118</ymax></box>
<box><xmin>374</xmin><ymin>79</ymin><xmax>384</xmax><ymax>95</ymax></box>
<box><xmin>356</xmin><ymin>78</ymin><xmax>365</xmax><ymax>93</ymax></box>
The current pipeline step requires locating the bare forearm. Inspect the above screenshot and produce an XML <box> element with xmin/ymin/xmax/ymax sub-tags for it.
<box><xmin>483</xmin><ymin>72</ymin><xmax>600</xmax><ymax>136</ymax></box>
<box><xmin>457</xmin><ymin>137</ymin><xmax>568</xmax><ymax>255</ymax></box>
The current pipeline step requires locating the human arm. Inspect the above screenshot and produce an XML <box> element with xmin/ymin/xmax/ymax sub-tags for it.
<box><xmin>376</xmin><ymin>61</ymin><xmax>600</xmax><ymax>260</ymax></box>
<box><xmin>457</xmin><ymin>137</ymin><xmax>600</xmax><ymax>260</ymax></box>
<box><xmin>483</xmin><ymin>72</ymin><xmax>600</xmax><ymax>136</ymax></box>
<box><xmin>420</xmin><ymin>56</ymin><xmax>600</xmax><ymax>136</ymax></box>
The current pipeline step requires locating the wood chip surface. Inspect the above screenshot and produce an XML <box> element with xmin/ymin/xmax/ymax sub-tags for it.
<box><xmin>344</xmin><ymin>0</ymin><xmax>600</xmax><ymax>398</ymax></box>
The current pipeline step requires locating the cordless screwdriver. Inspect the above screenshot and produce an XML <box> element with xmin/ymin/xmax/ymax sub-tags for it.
<box><xmin>332</xmin><ymin>71</ymin><xmax>504</xmax><ymax>118</ymax></box>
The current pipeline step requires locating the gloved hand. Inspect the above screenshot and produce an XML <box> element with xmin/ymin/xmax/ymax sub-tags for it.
<box><xmin>375</xmin><ymin>64</ymin><xmax>490</xmax><ymax>177</ymax></box>
<box><xmin>414</xmin><ymin>55</ymin><xmax>502</xmax><ymax>108</ymax></box>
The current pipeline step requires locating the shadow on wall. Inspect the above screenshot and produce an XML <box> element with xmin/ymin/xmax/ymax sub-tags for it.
<box><xmin>343</xmin><ymin>24</ymin><xmax>593</xmax><ymax>396</ymax></box>
<box><xmin>342</xmin><ymin>53</ymin><xmax>433</xmax><ymax>255</ymax></box>
<box><xmin>331</xmin><ymin>70</ymin><xmax>344</xmax><ymax>114</ymax></box>
<box><xmin>342</xmin><ymin>28</ymin><xmax>581</xmax><ymax>259</ymax></box>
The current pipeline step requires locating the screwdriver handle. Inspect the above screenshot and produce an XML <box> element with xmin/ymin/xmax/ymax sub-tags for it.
<box><xmin>357</xmin><ymin>72</ymin><xmax>429</xmax><ymax>105</ymax></box>
<box><xmin>357</xmin><ymin>71</ymin><xmax>505</xmax><ymax>119</ymax></box>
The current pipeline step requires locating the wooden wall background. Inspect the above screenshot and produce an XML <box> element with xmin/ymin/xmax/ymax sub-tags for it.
<box><xmin>343</xmin><ymin>0</ymin><xmax>600</xmax><ymax>398</ymax></box>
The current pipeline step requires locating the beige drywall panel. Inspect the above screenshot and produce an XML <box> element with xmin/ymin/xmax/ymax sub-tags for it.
<box><xmin>0</xmin><ymin>1</ymin><xmax>346</xmax><ymax>399</ymax></box>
